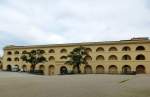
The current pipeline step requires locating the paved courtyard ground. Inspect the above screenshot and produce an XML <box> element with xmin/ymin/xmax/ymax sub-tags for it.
<box><xmin>0</xmin><ymin>71</ymin><xmax>150</xmax><ymax>97</ymax></box>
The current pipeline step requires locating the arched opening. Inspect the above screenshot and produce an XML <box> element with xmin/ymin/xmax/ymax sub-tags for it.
<box><xmin>72</xmin><ymin>66</ymin><xmax>79</xmax><ymax>74</ymax></box>
<box><xmin>122</xmin><ymin>46</ymin><xmax>131</xmax><ymax>51</ymax></box>
<box><xmin>0</xmin><ymin>64</ymin><xmax>3</xmax><ymax>70</ymax></box>
<box><xmin>60</xmin><ymin>66</ymin><xmax>68</xmax><ymax>75</ymax></box>
<box><xmin>136</xmin><ymin>65</ymin><xmax>145</xmax><ymax>74</ymax></box>
<box><xmin>84</xmin><ymin>65</ymin><xmax>92</xmax><ymax>74</ymax></box>
<box><xmin>136</xmin><ymin>54</ymin><xmax>145</xmax><ymax>60</ymax></box>
<box><xmin>108</xmin><ymin>55</ymin><xmax>118</xmax><ymax>60</ymax></box>
<box><xmin>22</xmin><ymin>50</ymin><xmax>27</xmax><ymax>54</ymax></box>
<box><xmin>48</xmin><ymin>65</ymin><xmax>55</xmax><ymax>75</ymax></box>
<box><xmin>22</xmin><ymin>65</ymin><xmax>27</xmax><ymax>72</ymax></box>
<box><xmin>136</xmin><ymin>46</ymin><xmax>145</xmax><ymax>51</ymax></box>
<box><xmin>49</xmin><ymin>49</ymin><xmax>55</xmax><ymax>53</ymax></box>
<box><xmin>109</xmin><ymin>47</ymin><xmax>118</xmax><ymax>51</ymax></box>
<box><xmin>14</xmin><ymin>51</ymin><xmax>19</xmax><ymax>54</ymax></box>
<box><xmin>96</xmin><ymin>65</ymin><xmax>104</xmax><ymax>74</ymax></box>
<box><xmin>0</xmin><ymin>60</ymin><xmax>2</xmax><ymax>70</ymax></box>
<box><xmin>7</xmin><ymin>58</ymin><xmax>12</xmax><ymax>61</ymax></box>
<box><xmin>60</xmin><ymin>56</ymin><xmax>67</xmax><ymax>60</ymax></box>
<box><xmin>38</xmin><ymin>49</ymin><xmax>45</xmax><ymax>54</ymax></box>
<box><xmin>96</xmin><ymin>47</ymin><xmax>104</xmax><ymax>52</ymax></box>
<box><xmin>30</xmin><ymin>65</ymin><xmax>34</xmax><ymax>71</ymax></box>
<box><xmin>96</xmin><ymin>55</ymin><xmax>104</xmax><ymax>61</ymax></box>
<box><xmin>49</xmin><ymin>56</ymin><xmax>55</xmax><ymax>61</ymax></box>
<box><xmin>7</xmin><ymin>65</ymin><xmax>12</xmax><ymax>71</ymax></box>
<box><xmin>85</xmin><ymin>56</ymin><xmax>92</xmax><ymax>62</ymax></box>
<box><xmin>39</xmin><ymin>65</ymin><xmax>45</xmax><ymax>74</ymax></box>
<box><xmin>122</xmin><ymin>65</ymin><xmax>131</xmax><ymax>74</ymax></box>
<box><xmin>7</xmin><ymin>51</ymin><xmax>12</xmax><ymax>55</ymax></box>
<box><xmin>122</xmin><ymin>55</ymin><xmax>131</xmax><ymax>60</ymax></box>
<box><xmin>60</xmin><ymin>49</ymin><xmax>67</xmax><ymax>53</ymax></box>
<box><xmin>39</xmin><ymin>65</ymin><xmax>45</xmax><ymax>72</ymax></box>
<box><xmin>109</xmin><ymin>65</ymin><xmax>118</xmax><ymax>74</ymax></box>
<box><xmin>85</xmin><ymin>48</ymin><xmax>92</xmax><ymax>53</ymax></box>
<box><xmin>14</xmin><ymin>57</ymin><xmax>19</xmax><ymax>61</ymax></box>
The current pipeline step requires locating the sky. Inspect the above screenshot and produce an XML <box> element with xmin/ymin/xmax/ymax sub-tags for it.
<box><xmin>0</xmin><ymin>0</ymin><xmax>150</xmax><ymax>56</ymax></box>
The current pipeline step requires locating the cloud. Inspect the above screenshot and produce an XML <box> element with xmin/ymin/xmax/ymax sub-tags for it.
<box><xmin>0</xmin><ymin>0</ymin><xmax>150</xmax><ymax>56</ymax></box>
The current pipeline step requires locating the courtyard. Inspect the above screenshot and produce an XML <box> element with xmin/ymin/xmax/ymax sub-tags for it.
<box><xmin>0</xmin><ymin>72</ymin><xmax>150</xmax><ymax>97</ymax></box>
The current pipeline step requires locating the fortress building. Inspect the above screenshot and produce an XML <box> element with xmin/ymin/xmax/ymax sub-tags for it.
<box><xmin>1</xmin><ymin>37</ymin><xmax>150</xmax><ymax>75</ymax></box>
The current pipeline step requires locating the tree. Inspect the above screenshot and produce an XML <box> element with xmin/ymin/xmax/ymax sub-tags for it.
<box><xmin>21</xmin><ymin>49</ymin><xmax>47</xmax><ymax>72</ymax></box>
<box><xmin>65</xmin><ymin>46</ymin><xmax>89</xmax><ymax>74</ymax></box>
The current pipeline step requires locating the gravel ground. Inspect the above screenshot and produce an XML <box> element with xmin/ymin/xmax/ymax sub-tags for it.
<box><xmin>0</xmin><ymin>71</ymin><xmax>150</xmax><ymax>97</ymax></box>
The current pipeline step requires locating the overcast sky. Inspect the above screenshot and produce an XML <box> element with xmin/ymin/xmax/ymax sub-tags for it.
<box><xmin>0</xmin><ymin>0</ymin><xmax>150</xmax><ymax>56</ymax></box>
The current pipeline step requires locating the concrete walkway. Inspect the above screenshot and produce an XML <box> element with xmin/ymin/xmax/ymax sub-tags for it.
<box><xmin>0</xmin><ymin>72</ymin><xmax>150</xmax><ymax>97</ymax></box>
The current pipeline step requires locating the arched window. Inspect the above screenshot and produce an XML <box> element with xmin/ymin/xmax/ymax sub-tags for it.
<box><xmin>39</xmin><ymin>50</ymin><xmax>45</xmax><ymax>54</ymax></box>
<box><xmin>14</xmin><ymin>51</ymin><xmax>19</xmax><ymax>54</ymax></box>
<box><xmin>39</xmin><ymin>65</ymin><xmax>45</xmax><ymax>71</ymax></box>
<box><xmin>7</xmin><ymin>51</ymin><xmax>12</xmax><ymax>55</ymax></box>
<box><xmin>108</xmin><ymin>55</ymin><xmax>118</xmax><ymax>60</ymax></box>
<box><xmin>122</xmin><ymin>46</ymin><xmax>131</xmax><ymax>51</ymax></box>
<box><xmin>109</xmin><ymin>47</ymin><xmax>118</xmax><ymax>51</ymax></box>
<box><xmin>96</xmin><ymin>55</ymin><xmax>105</xmax><ymax>61</ymax></box>
<box><xmin>39</xmin><ymin>65</ymin><xmax>45</xmax><ymax>74</ymax></box>
<box><xmin>122</xmin><ymin>55</ymin><xmax>131</xmax><ymax>60</ymax></box>
<box><xmin>136</xmin><ymin>46</ymin><xmax>145</xmax><ymax>51</ymax></box>
<box><xmin>84</xmin><ymin>65</ymin><xmax>92</xmax><ymax>74</ymax></box>
<box><xmin>96</xmin><ymin>65</ymin><xmax>105</xmax><ymax>74</ymax></box>
<box><xmin>49</xmin><ymin>56</ymin><xmax>55</xmax><ymax>61</ymax></box>
<box><xmin>85</xmin><ymin>56</ymin><xmax>92</xmax><ymax>61</ymax></box>
<box><xmin>0</xmin><ymin>62</ymin><xmax>2</xmax><ymax>70</ymax></box>
<box><xmin>85</xmin><ymin>48</ymin><xmax>92</xmax><ymax>53</ymax></box>
<box><xmin>136</xmin><ymin>65</ymin><xmax>145</xmax><ymax>74</ymax></box>
<box><xmin>96</xmin><ymin>47</ymin><xmax>104</xmax><ymax>52</ymax></box>
<box><xmin>60</xmin><ymin>49</ymin><xmax>67</xmax><ymax>53</ymax></box>
<box><xmin>49</xmin><ymin>49</ymin><xmax>55</xmax><ymax>53</ymax></box>
<box><xmin>109</xmin><ymin>65</ymin><xmax>118</xmax><ymax>74</ymax></box>
<box><xmin>60</xmin><ymin>66</ymin><xmax>68</xmax><ymax>74</ymax></box>
<box><xmin>7</xmin><ymin>58</ymin><xmax>12</xmax><ymax>61</ymax></box>
<box><xmin>49</xmin><ymin>65</ymin><xmax>55</xmax><ymax>75</ymax></box>
<box><xmin>136</xmin><ymin>54</ymin><xmax>145</xmax><ymax>60</ymax></box>
<box><xmin>60</xmin><ymin>56</ymin><xmax>67</xmax><ymax>60</ymax></box>
<box><xmin>122</xmin><ymin>65</ymin><xmax>131</xmax><ymax>74</ymax></box>
<box><xmin>22</xmin><ymin>50</ymin><xmax>27</xmax><ymax>54</ymax></box>
<box><xmin>14</xmin><ymin>57</ymin><xmax>19</xmax><ymax>61</ymax></box>
<box><xmin>7</xmin><ymin>65</ymin><xmax>12</xmax><ymax>71</ymax></box>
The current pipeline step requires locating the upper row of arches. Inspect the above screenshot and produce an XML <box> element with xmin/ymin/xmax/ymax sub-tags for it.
<box><xmin>96</xmin><ymin>46</ymin><xmax>145</xmax><ymax>52</ymax></box>
<box><xmin>7</xmin><ymin>46</ymin><xmax>146</xmax><ymax>55</ymax></box>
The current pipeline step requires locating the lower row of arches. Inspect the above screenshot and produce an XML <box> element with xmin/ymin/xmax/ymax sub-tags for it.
<box><xmin>6</xmin><ymin>64</ymin><xmax>146</xmax><ymax>75</ymax></box>
<box><xmin>60</xmin><ymin>65</ymin><xmax>145</xmax><ymax>74</ymax></box>
<box><xmin>92</xmin><ymin>65</ymin><xmax>145</xmax><ymax>74</ymax></box>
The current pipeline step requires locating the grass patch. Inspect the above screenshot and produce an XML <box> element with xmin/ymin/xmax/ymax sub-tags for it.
<box><xmin>119</xmin><ymin>79</ymin><xmax>130</xmax><ymax>83</ymax></box>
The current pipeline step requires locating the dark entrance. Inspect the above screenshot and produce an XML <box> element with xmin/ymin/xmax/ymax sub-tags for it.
<box><xmin>7</xmin><ymin>65</ymin><xmax>12</xmax><ymax>71</ymax></box>
<box><xmin>60</xmin><ymin>66</ymin><xmax>68</xmax><ymax>75</ymax></box>
<box><xmin>136</xmin><ymin>65</ymin><xmax>145</xmax><ymax>74</ymax></box>
<box><xmin>122</xmin><ymin>65</ymin><xmax>131</xmax><ymax>74</ymax></box>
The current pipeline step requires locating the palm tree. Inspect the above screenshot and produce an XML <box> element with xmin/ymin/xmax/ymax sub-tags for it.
<box><xmin>65</xmin><ymin>46</ymin><xmax>89</xmax><ymax>74</ymax></box>
<box><xmin>21</xmin><ymin>49</ymin><xmax>47</xmax><ymax>72</ymax></box>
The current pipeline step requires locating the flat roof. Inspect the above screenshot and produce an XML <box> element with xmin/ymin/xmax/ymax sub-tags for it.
<box><xmin>4</xmin><ymin>38</ymin><xmax>150</xmax><ymax>50</ymax></box>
